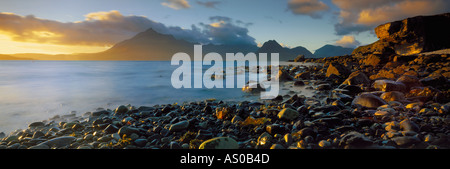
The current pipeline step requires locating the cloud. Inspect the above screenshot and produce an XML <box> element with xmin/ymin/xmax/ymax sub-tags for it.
<box><xmin>288</xmin><ymin>0</ymin><xmax>329</xmax><ymax>19</ymax></box>
<box><xmin>161</xmin><ymin>0</ymin><xmax>191</xmax><ymax>10</ymax></box>
<box><xmin>334</xmin><ymin>35</ymin><xmax>361</xmax><ymax>48</ymax></box>
<box><xmin>196</xmin><ymin>1</ymin><xmax>221</xmax><ymax>9</ymax></box>
<box><xmin>199</xmin><ymin>16</ymin><xmax>256</xmax><ymax>46</ymax></box>
<box><xmin>332</xmin><ymin>0</ymin><xmax>450</xmax><ymax>35</ymax></box>
<box><xmin>0</xmin><ymin>11</ymin><xmax>255</xmax><ymax>47</ymax></box>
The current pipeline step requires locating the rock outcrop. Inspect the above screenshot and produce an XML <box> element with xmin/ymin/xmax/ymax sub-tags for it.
<box><xmin>353</xmin><ymin>13</ymin><xmax>450</xmax><ymax>57</ymax></box>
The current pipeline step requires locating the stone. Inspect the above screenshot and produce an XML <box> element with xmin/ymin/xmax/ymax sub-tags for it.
<box><xmin>277</xmin><ymin>108</ymin><xmax>299</xmax><ymax>121</ymax></box>
<box><xmin>103</xmin><ymin>124</ymin><xmax>119</xmax><ymax>134</ymax></box>
<box><xmin>396</xmin><ymin>75</ymin><xmax>422</xmax><ymax>90</ymax></box>
<box><xmin>293</xmin><ymin>80</ymin><xmax>305</xmax><ymax>86</ymax></box>
<box><xmin>266</xmin><ymin>124</ymin><xmax>286</xmax><ymax>135</ymax></box>
<box><xmin>294</xmin><ymin>71</ymin><xmax>311</xmax><ymax>80</ymax></box>
<box><xmin>326</xmin><ymin>62</ymin><xmax>351</xmax><ymax>78</ymax></box>
<box><xmin>318</xmin><ymin>140</ymin><xmax>331</xmax><ymax>148</ymax></box>
<box><xmin>373</xmin><ymin>80</ymin><xmax>406</xmax><ymax>92</ymax></box>
<box><xmin>392</xmin><ymin>136</ymin><xmax>421</xmax><ymax>147</ymax></box>
<box><xmin>270</xmin><ymin>144</ymin><xmax>285</xmax><ymax>149</ymax></box>
<box><xmin>293</xmin><ymin>55</ymin><xmax>306</xmax><ymax>62</ymax></box>
<box><xmin>134</xmin><ymin>139</ymin><xmax>148</xmax><ymax>147</ymax></box>
<box><xmin>399</xmin><ymin>119</ymin><xmax>420</xmax><ymax>132</ymax></box>
<box><xmin>30</xmin><ymin>136</ymin><xmax>76</xmax><ymax>149</ymax></box>
<box><xmin>276</xmin><ymin>69</ymin><xmax>294</xmax><ymax>82</ymax></box>
<box><xmin>118</xmin><ymin>126</ymin><xmax>140</xmax><ymax>138</ymax></box>
<box><xmin>352</xmin><ymin>94</ymin><xmax>387</xmax><ymax>109</ymax></box>
<box><xmin>380</xmin><ymin>91</ymin><xmax>406</xmax><ymax>102</ymax></box>
<box><xmin>342</xmin><ymin>71</ymin><xmax>370</xmax><ymax>86</ymax></box>
<box><xmin>316</xmin><ymin>84</ymin><xmax>332</xmax><ymax>91</ymax></box>
<box><xmin>169</xmin><ymin>120</ymin><xmax>189</xmax><ymax>132</ymax></box>
<box><xmin>257</xmin><ymin>132</ymin><xmax>273</xmax><ymax>148</ymax></box>
<box><xmin>28</xmin><ymin>122</ymin><xmax>45</xmax><ymax>128</ymax></box>
<box><xmin>362</xmin><ymin>54</ymin><xmax>383</xmax><ymax>67</ymax></box>
<box><xmin>420</xmin><ymin>72</ymin><xmax>447</xmax><ymax>87</ymax></box>
<box><xmin>114</xmin><ymin>105</ymin><xmax>128</xmax><ymax>116</ymax></box>
<box><xmin>354</xmin><ymin>13</ymin><xmax>450</xmax><ymax>56</ymax></box>
<box><xmin>199</xmin><ymin>137</ymin><xmax>239</xmax><ymax>149</ymax></box>
<box><xmin>374</xmin><ymin>111</ymin><xmax>390</xmax><ymax>117</ymax></box>
<box><xmin>242</xmin><ymin>83</ymin><xmax>265</xmax><ymax>93</ymax></box>
<box><xmin>339</xmin><ymin>132</ymin><xmax>373</xmax><ymax>148</ymax></box>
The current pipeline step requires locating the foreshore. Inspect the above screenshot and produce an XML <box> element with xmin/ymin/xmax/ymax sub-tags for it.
<box><xmin>1</xmin><ymin>53</ymin><xmax>449</xmax><ymax>149</ymax></box>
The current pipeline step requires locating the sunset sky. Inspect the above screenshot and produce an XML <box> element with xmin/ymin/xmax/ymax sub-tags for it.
<box><xmin>0</xmin><ymin>0</ymin><xmax>449</xmax><ymax>54</ymax></box>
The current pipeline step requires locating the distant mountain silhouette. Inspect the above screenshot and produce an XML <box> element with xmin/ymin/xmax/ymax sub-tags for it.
<box><xmin>77</xmin><ymin>28</ymin><xmax>259</xmax><ymax>60</ymax></box>
<box><xmin>256</xmin><ymin>40</ymin><xmax>314</xmax><ymax>61</ymax></box>
<box><xmin>313</xmin><ymin>44</ymin><xmax>354</xmax><ymax>58</ymax></box>
<box><xmin>0</xmin><ymin>54</ymin><xmax>33</xmax><ymax>60</ymax></box>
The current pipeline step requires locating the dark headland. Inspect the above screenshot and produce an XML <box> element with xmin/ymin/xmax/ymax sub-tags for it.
<box><xmin>1</xmin><ymin>13</ymin><xmax>450</xmax><ymax>149</ymax></box>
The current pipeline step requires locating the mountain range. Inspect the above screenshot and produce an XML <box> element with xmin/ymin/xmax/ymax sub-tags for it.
<box><xmin>2</xmin><ymin>28</ymin><xmax>354</xmax><ymax>61</ymax></box>
<box><xmin>313</xmin><ymin>44</ymin><xmax>354</xmax><ymax>58</ymax></box>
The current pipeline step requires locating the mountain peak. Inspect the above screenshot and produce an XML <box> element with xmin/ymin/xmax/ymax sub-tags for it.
<box><xmin>260</xmin><ymin>40</ymin><xmax>283</xmax><ymax>50</ymax></box>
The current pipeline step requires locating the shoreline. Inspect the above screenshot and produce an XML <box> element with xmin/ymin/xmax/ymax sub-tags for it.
<box><xmin>1</xmin><ymin>54</ymin><xmax>449</xmax><ymax>149</ymax></box>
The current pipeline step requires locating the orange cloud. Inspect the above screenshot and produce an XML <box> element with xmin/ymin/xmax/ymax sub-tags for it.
<box><xmin>0</xmin><ymin>10</ymin><xmax>154</xmax><ymax>46</ymax></box>
<box><xmin>332</xmin><ymin>0</ymin><xmax>450</xmax><ymax>35</ymax></box>
<box><xmin>288</xmin><ymin>0</ymin><xmax>329</xmax><ymax>19</ymax></box>
<box><xmin>334</xmin><ymin>35</ymin><xmax>360</xmax><ymax>48</ymax></box>
<box><xmin>161</xmin><ymin>0</ymin><xmax>191</xmax><ymax>10</ymax></box>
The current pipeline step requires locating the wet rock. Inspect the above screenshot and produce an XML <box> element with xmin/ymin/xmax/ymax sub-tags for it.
<box><xmin>29</xmin><ymin>136</ymin><xmax>76</xmax><ymax>149</ymax></box>
<box><xmin>276</xmin><ymin>69</ymin><xmax>294</xmax><ymax>81</ymax></box>
<box><xmin>399</xmin><ymin>119</ymin><xmax>420</xmax><ymax>132</ymax></box>
<box><xmin>199</xmin><ymin>137</ymin><xmax>239</xmax><ymax>149</ymax></box>
<box><xmin>362</xmin><ymin>54</ymin><xmax>383</xmax><ymax>67</ymax></box>
<box><xmin>392</xmin><ymin>136</ymin><xmax>421</xmax><ymax>147</ymax></box>
<box><xmin>342</xmin><ymin>71</ymin><xmax>370</xmax><ymax>86</ymax></box>
<box><xmin>169</xmin><ymin>120</ymin><xmax>189</xmax><ymax>132</ymax></box>
<box><xmin>326</xmin><ymin>62</ymin><xmax>351</xmax><ymax>78</ymax></box>
<box><xmin>118</xmin><ymin>126</ymin><xmax>140</xmax><ymax>137</ymax></box>
<box><xmin>420</xmin><ymin>72</ymin><xmax>447</xmax><ymax>88</ymax></box>
<box><xmin>270</xmin><ymin>144</ymin><xmax>285</xmax><ymax>149</ymax></box>
<box><xmin>114</xmin><ymin>105</ymin><xmax>129</xmax><ymax>116</ymax></box>
<box><xmin>339</xmin><ymin>132</ymin><xmax>373</xmax><ymax>148</ymax></box>
<box><xmin>28</xmin><ymin>122</ymin><xmax>45</xmax><ymax>128</ymax></box>
<box><xmin>396</xmin><ymin>75</ymin><xmax>422</xmax><ymax>90</ymax></box>
<box><xmin>380</xmin><ymin>91</ymin><xmax>406</xmax><ymax>102</ymax></box>
<box><xmin>316</xmin><ymin>84</ymin><xmax>332</xmax><ymax>91</ymax></box>
<box><xmin>294</xmin><ymin>71</ymin><xmax>311</xmax><ymax>80</ymax></box>
<box><xmin>103</xmin><ymin>124</ymin><xmax>119</xmax><ymax>134</ymax></box>
<box><xmin>266</xmin><ymin>124</ymin><xmax>286</xmax><ymax>135</ymax></box>
<box><xmin>277</xmin><ymin>108</ymin><xmax>299</xmax><ymax>121</ymax></box>
<box><xmin>373</xmin><ymin>80</ymin><xmax>406</xmax><ymax>92</ymax></box>
<box><xmin>352</xmin><ymin>94</ymin><xmax>387</xmax><ymax>109</ymax></box>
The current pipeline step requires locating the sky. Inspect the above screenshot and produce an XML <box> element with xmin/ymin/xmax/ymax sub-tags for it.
<box><xmin>0</xmin><ymin>0</ymin><xmax>449</xmax><ymax>54</ymax></box>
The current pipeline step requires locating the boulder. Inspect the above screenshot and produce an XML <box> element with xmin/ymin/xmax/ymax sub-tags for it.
<box><xmin>373</xmin><ymin>80</ymin><xmax>406</xmax><ymax>92</ymax></box>
<box><xmin>354</xmin><ymin>13</ymin><xmax>450</xmax><ymax>57</ymax></box>
<box><xmin>294</xmin><ymin>71</ymin><xmax>311</xmax><ymax>80</ymax></box>
<box><xmin>352</xmin><ymin>93</ymin><xmax>387</xmax><ymax>109</ymax></box>
<box><xmin>293</xmin><ymin>55</ymin><xmax>306</xmax><ymax>62</ymax></box>
<box><xmin>342</xmin><ymin>71</ymin><xmax>370</xmax><ymax>86</ymax></box>
<box><xmin>277</xmin><ymin>108</ymin><xmax>299</xmax><ymax>121</ymax></box>
<box><xmin>326</xmin><ymin>62</ymin><xmax>351</xmax><ymax>78</ymax></box>
<box><xmin>396</xmin><ymin>75</ymin><xmax>422</xmax><ymax>90</ymax></box>
<box><xmin>275</xmin><ymin>69</ymin><xmax>294</xmax><ymax>81</ymax></box>
<box><xmin>380</xmin><ymin>91</ymin><xmax>406</xmax><ymax>102</ymax></box>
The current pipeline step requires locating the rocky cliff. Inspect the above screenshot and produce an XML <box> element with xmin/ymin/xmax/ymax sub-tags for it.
<box><xmin>353</xmin><ymin>13</ymin><xmax>450</xmax><ymax>57</ymax></box>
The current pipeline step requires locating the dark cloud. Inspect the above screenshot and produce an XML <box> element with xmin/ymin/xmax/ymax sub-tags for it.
<box><xmin>200</xmin><ymin>16</ymin><xmax>256</xmax><ymax>45</ymax></box>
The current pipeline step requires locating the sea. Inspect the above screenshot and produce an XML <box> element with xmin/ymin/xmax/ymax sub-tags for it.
<box><xmin>0</xmin><ymin>61</ymin><xmax>278</xmax><ymax>133</ymax></box>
